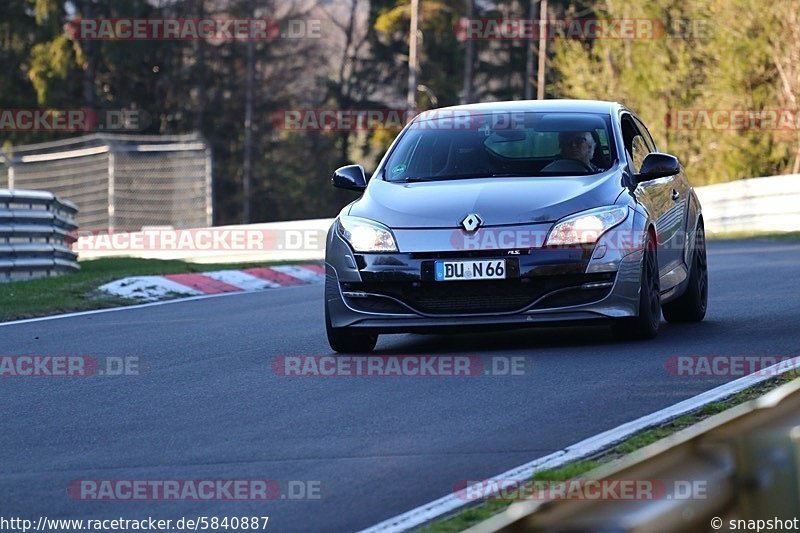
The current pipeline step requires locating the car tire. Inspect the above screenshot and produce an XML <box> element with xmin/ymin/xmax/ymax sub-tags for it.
<box><xmin>612</xmin><ymin>231</ymin><xmax>660</xmax><ymax>340</ymax></box>
<box><xmin>662</xmin><ymin>220</ymin><xmax>708</xmax><ymax>323</ymax></box>
<box><xmin>325</xmin><ymin>304</ymin><xmax>378</xmax><ymax>353</ymax></box>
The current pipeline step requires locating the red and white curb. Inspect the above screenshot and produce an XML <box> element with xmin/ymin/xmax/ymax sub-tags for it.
<box><xmin>99</xmin><ymin>264</ymin><xmax>325</xmax><ymax>301</ymax></box>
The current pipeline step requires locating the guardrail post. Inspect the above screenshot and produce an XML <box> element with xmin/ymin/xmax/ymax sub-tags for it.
<box><xmin>205</xmin><ymin>147</ymin><xmax>213</xmax><ymax>227</ymax></box>
<box><xmin>108</xmin><ymin>151</ymin><xmax>116</xmax><ymax>231</ymax></box>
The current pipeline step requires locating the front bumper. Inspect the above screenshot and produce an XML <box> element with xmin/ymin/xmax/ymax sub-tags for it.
<box><xmin>325</xmin><ymin>221</ymin><xmax>644</xmax><ymax>332</ymax></box>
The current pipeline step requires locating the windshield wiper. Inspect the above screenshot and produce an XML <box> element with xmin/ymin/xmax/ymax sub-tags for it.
<box><xmin>400</xmin><ymin>172</ymin><xmax>532</xmax><ymax>182</ymax></box>
<box><xmin>437</xmin><ymin>172</ymin><xmax>531</xmax><ymax>180</ymax></box>
<box><xmin>402</xmin><ymin>176</ymin><xmax>439</xmax><ymax>182</ymax></box>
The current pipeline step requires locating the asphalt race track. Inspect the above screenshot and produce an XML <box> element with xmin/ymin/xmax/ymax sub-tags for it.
<box><xmin>1</xmin><ymin>239</ymin><xmax>798</xmax><ymax>532</ymax></box>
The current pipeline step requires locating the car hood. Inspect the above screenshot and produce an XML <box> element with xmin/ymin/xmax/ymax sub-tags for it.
<box><xmin>347</xmin><ymin>171</ymin><xmax>625</xmax><ymax>228</ymax></box>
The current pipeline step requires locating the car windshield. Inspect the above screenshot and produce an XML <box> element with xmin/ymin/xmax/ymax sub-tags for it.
<box><xmin>383</xmin><ymin>111</ymin><xmax>616</xmax><ymax>182</ymax></box>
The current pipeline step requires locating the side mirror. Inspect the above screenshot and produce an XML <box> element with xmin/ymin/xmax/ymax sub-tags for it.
<box><xmin>635</xmin><ymin>153</ymin><xmax>681</xmax><ymax>183</ymax></box>
<box><xmin>332</xmin><ymin>164</ymin><xmax>368</xmax><ymax>192</ymax></box>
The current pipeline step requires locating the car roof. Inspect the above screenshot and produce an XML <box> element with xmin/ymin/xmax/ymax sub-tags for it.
<box><xmin>418</xmin><ymin>99</ymin><xmax>626</xmax><ymax>117</ymax></box>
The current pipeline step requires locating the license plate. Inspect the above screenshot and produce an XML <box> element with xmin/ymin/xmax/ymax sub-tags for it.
<box><xmin>434</xmin><ymin>260</ymin><xmax>506</xmax><ymax>281</ymax></box>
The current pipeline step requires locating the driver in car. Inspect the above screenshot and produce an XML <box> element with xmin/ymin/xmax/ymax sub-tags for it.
<box><xmin>542</xmin><ymin>131</ymin><xmax>602</xmax><ymax>173</ymax></box>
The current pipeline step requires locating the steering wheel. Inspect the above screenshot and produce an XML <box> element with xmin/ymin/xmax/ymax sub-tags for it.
<box><xmin>543</xmin><ymin>158</ymin><xmax>595</xmax><ymax>174</ymax></box>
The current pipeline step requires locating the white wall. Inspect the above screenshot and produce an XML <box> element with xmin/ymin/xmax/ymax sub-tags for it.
<box><xmin>695</xmin><ymin>173</ymin><xmax>800</xmax><ymax>234</ymax></box>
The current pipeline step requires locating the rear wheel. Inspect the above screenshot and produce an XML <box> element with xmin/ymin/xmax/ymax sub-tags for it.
<box><xmin>612</xmin><ymin>232</ymin><xmax>660</xmax><ymax>340</ymax></box>
<box><xmin>325</xmin><ymin>304</ymin><xmax>378</xmax><ymax>353</ymax></box>
<box><xmin>662</xmin><ymin>221</ymin><xmax>708</xmax><ymax>323</ymax></box>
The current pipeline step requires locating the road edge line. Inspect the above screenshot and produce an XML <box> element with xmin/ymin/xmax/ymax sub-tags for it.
<box><xmin>359</xmin><ymin>359</ymin><xmax>800</xmax><ymax>532</ymax></box>
<box><xmin>0</xmin><ymin>283</ymin><xmax>320</xmax><ymax>327</ymax></box>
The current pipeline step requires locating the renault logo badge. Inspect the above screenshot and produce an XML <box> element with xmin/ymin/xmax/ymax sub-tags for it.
<box><xmin>461</xmin><ymin>213</ymin><xmax>482</xmax><ymax>232</ymax></box>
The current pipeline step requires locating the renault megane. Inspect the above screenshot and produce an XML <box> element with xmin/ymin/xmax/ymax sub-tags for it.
<box><xmin>324</xmin><ymin>100</ymin><xmax>708</xmax><ymax>353</ymax></box>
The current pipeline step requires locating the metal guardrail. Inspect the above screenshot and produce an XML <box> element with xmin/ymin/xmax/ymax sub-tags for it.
<box><xmin>467</xmin><ymin>376</ymin><xmax>800</xmax><ymax>532</ymax></box>
<box><xmin>0</xmin><ymin>189</ymin><xmax>79</xmax><ymax>282</ymax></box>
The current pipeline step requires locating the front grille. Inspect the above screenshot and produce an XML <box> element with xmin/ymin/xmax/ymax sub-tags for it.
<box><xmin>410</xmin><ymin>249</ymin><xmax>531</xmax><ymax>259</ymax></box>
<box><xmin>345</xmin><ymin>273</ymin><xmax>614</xmax><ymax>315</ymax></box>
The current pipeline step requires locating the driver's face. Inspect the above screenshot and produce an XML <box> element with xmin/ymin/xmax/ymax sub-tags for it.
<box><xmin>564</xmin><ymin>132</ymin><xmax>596</xmax><ymax>165</ymax></box>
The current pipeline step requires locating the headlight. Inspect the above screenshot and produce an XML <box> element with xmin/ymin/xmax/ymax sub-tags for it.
<box><xmin>546</xmin><ymin>206</ymin><xmax>628</xmax><ymax>246</ymax></box>
<box><xmin>337</xmin><ymin>216</ymin><xmax>398</xmax><ymax>252</ymax></box>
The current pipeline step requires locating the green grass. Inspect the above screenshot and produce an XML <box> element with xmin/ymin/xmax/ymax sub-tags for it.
<box><xmin>0</xmin><ymin>257</ymin><xmax>308</xmax><ymax>321</ymax></box>
<box><xmin>611</xmin><ymin>415</ymin><xmax>697</xmax><ymax>455</ymax></box>
<box><xmin>421</xmin><ymin>372</ymin><xmax>800</xmax><ymax>532</ymax></box>
<box><xmin>421</xmin><ymin>460</ymin><xmax>603</xmax><ymax>533</ymax></box>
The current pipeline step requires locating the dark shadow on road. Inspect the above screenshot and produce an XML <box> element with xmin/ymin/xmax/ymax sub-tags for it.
<box><xmin>368</xmin><ymin>319</ymin><xmax>729</xmax><ymax>355</ymax></box>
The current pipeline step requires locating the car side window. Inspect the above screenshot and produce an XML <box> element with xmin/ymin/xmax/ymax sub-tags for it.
<box><xmin>633</xmin><ymin>116</ymin><xmax>657</xmax><ymax>152</ymax></box>
<box><xmin>630</xmin><ymin>135</ymin><xmax>651</xmax><ymax>174</ymax></box>
<box><xmin>621</xmin><ymin>113</ymin><xmax>655</xmax><ymax>173</ymax></box>
<box><xmin>620</xmin><ymin>114</ymin><xmax>640</xmax><ymax>172</ymax></box>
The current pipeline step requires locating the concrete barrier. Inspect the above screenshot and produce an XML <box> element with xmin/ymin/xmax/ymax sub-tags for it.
<box><xmin>695</xmin><ymin>173</ymin><xmax>800</xmax><ymax>234</ymax></box>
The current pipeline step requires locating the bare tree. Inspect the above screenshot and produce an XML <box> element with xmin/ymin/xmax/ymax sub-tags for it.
<box><xmin>462</xmin><ymin>0</ymin><xmax>474</xmax><ymax>103</ymax></box>
<box><xmin>770</xmin><ymin>5</ymin><xmax>800</xmax><ymax>173</ymax></box>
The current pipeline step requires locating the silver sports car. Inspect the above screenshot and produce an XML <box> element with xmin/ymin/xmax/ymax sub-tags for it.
<box><xmin>324</xmin><ymin>100</ymin><xmax>707</xmax><ymax>353</ymax></box>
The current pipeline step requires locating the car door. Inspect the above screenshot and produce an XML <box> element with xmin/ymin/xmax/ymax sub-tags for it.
<box><xmin>621</xmin><ymin>113</ymin><xmax>680</xmax><ymax>279</ymax></box>
<box><xmin>633</xmin><ymin>115</ymin><xmax>689</xmax><ymax>277</ymax></box>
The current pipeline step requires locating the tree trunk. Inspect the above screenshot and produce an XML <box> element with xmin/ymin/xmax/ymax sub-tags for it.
<box><xmin>242</xmin><ymin>1</ymin><xmax>255</xmax><ymax>223</ymax></box>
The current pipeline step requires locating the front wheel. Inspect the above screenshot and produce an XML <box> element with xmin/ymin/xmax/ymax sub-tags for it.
<box><xmin>662</xmin><ymin>221</ymin><xmax>708</xmax><ymax>323</ymax></box>
<box><xmin>612</xmin><ymin>232</ymin><xmax>661</xmax><ymax>340</ymax></box>
<box><xmin>325</xmin><ymin>304</ymin><xmax>378</xmax><ymax>353</ymax></box>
